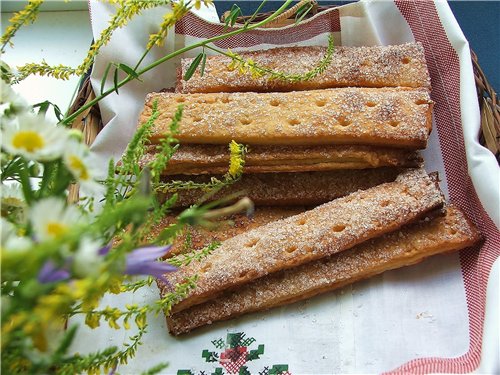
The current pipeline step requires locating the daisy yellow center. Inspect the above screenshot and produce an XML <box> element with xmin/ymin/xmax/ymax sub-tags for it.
<box><xmin>69</xmin><ymin>155</ymin><xmax>89</xmax><ymax>180</ymax></box>
<box><xmin>46</xmin><ymin>222</ymin><xmax>68</xmax><ymax>237</ymax></box>
<box><xmin>12</xmin><ymin>131</ymin><xmax>45</xmax><ymax>152</ymax></box>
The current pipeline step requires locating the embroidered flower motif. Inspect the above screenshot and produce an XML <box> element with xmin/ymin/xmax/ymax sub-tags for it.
<box><xmin>1</xmin><ymin>113</ymin><xmax>68</xmax><ymax>161</ymax></box>
<box><xmin>63</xmin><ymin>140</ymin><xmax>104</xmax><ymax>194</ymax></box>
<box><xmin>30</xmin><ymin>197</ymin><xmax>84</xmax><ymax>241</ymax></box>
<box><xmin>220</xmin><ymin>346</ymin><xmax>248</xmax><ymax>374</ymax></box>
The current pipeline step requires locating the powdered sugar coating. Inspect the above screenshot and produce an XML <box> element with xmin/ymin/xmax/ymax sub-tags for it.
<box><xmin>178</xmin><ymin>43</ymin><xmax>431</xmax><ymax>93</ymax></box>
<box><xmin>164</xmin><ymin>205</ymin><xmax>480</xmax><ymax>335</ymax></box>
<box><xmin>141</xmin><ymin>87</ymin><xmax>433</xmax><ymax>148</ymax></box>
<box><xmin>165</xmin><ymin>168</ymin><xmax>445</xmax><ymax>312</ymax></box>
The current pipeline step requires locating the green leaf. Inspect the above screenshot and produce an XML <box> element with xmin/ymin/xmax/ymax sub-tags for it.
<box><xmin>113</xmin><ymin>66</ymin><xmax>119</xmax><ymax>94</ymax></box>
<box><xmin>295</xmin><ymin>2</ymin><xmax>314</xmax><ymax>24</ymax></box>
<box><xmin>224</xmin><ymin>4</ymin><xmax>242</xmax><ymax>30</ymax></box>
<box><xmin>33</xmin><ymin>100</ymin><xmax>50</xmax><ymax>115</ymax></box>
<box><xmin>200</xmin><ymin>52</ymin><xmax>207</xmax><ymax>77</ymax></box>
<box><xmin>100</xmin><ymin>62</ymin><xmax>113</xmax><ymax>95</ymax></box>
<box><xmin>183</xmin><ymin>52</ymin><xmax>204</xmax><ymax>81</ymax></box>
<box><xmin>118</xmin><ymin>63</ymin><xmax>141</xmax><ymax>80</ymax></box>
<box><xmin>244</xmin><ymin>0</ymin><xmax>267</xmax><ymax>27</ymax></box>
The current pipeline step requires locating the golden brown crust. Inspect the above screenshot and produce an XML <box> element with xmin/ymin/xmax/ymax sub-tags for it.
<box><xmin>159</xmin><ymin>167</ymin><xmax>401</xmax><ymax>207</ymax></box>
<box><xmin>176</xmin><ymin>43</ymin><xmax>431</xmax><ymax>93</ymax></box>
<box><xmin>149</xmin><ymin>207</ymin><xmax>307</xmax><ymax>258</ymax></box>
<box><xmin>162</xmin><ymin>168</ymin><xmax>445</xmax><ymax>313</ymax></box>
<box><xmin>164</xmin><ymin>205</ymin><xmax>481</xmax><ymax>335</ymax></box>
<box><xmin>139</xmin><ymin>144</ymin><xmax>422</xmax><ymax>175</ymax></box>
<box><xmin>141</xmin><ymin>88</ymin><xmax>433</xmax><ymax>149</ymax></box>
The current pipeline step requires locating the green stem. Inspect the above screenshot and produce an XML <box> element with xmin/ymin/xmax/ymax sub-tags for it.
<box><xmin>18</xmin><ymin>158</ymin><xmax>34</xmax><ymax>204</ymax></box>
<box><xmin>37</xmin><ymin>161</ymin><xmax>56</xmax><ymax>198</ymax></box>
<box><xmin>61</xmin><ymin>0</ymin><xmax>294</xmax><ymax>126</ymax></box>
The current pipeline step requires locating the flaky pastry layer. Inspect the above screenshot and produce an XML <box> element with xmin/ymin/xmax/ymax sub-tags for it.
<box><xmin>176</xmin><ymin>43</ymin><xmax>431</xmax><ymax>93</ymax></box>
<box><xmin>141</xmin><ymin>88</ymin><xmax>433</xmax><ymax>149</ymax></box>
<box><xmin>163</xmin><ymin>168</ymin><xmax>445</xmax><ymax>313</ymax></box>
<box><xmin>164</xmin><ymin>205</ymin><xmax>480</xmax><ymax>335</ymax></box>
<box><xmin>139</xmin><ymin>144</ymin><xmax>422</xmax><ymax>175</ymax></box>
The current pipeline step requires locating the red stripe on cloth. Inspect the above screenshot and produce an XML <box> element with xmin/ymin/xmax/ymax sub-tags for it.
<box><xmin>388</xmin><ymin>1</ymin><xmax>500</xmax><ymax>373</ymax></box>
<box><xmin>175</xmin><ymin>9</ymin><xmax>340</xmax><ymax>49</ymax></box>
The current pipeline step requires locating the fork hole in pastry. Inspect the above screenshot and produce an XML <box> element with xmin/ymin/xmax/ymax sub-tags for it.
<box><xmin>389</xmin><ymin>120</ymin><xmax>400</xmax><ymax>127</ymax></box>
<box><xmin>270</xmin><ymin>98</ymin><xmax>280</xmax><ymax>107</ymax></box>
<box><xmin>288</xmin><ymin>118</ymin><xmax>301</xmax><ymax>126</ymax></box>
<box><xmin>240</xmin><ymin>118</ymin><xmax>252</xmax><ymax>125</ymax></box>
<box><xmin>245</xmin><ymin>238</ymin><xmax>259</xmax><ymax>247</ymax></box>
<box><xmin>285</xmin><ymin>245</ymin><xmax>298</xmax><ymax>254</ymax></box>
<box><xmin>176</xmin><ymin>97</ymin><xmax>185</xmax><ymax>103</ymax></box>
<box><xmin>316</xmin><ymin>99</ymin><xmax>327</xmax><ymax>107</ymax></box>
<box><xmin>304</xmin><ymin>246</ymin><xmax>313</xmax><ymax>253</ymax></box>
<box><xmin>401</xmin><ymin>57</ymin><xmax>411</xmax><ymax>64</ymax></box>
<box><xmin>380</xmin><ymin>200</ymin><xmax>390</xmax><ymax>207</ymax></box>
<box><xmin>239</xmin><ymin>269</ymin><xmax>257</xmax><ymax>279</ymax></box>
<box><xmin>366</xmin><ymin>101</ymin><xmax>377</xmax><ymax>107</ymax></box>
<box><xmin>193</xmin><ymin>116</ymin><xmax>202</xmax><ymax>122</ymax></box>
<box><xmin>415</xmin><ymin>99</ymin><xmax>428</xmax><ymax>105</ymax></box>
<box><xmin>337</xmin><ymin>116</ymin><xmax>351</xmax><ymax>126</ymax></box>
<box><xmin>297</xmin><ymin>218</ymin><xmax>307</xmax><ymax>226</ymax></box>
<box><xmin>332</xmin><ymin>224</ymin><xmax>346</xmax><ymax>232</ymax></box>
<box><xmin>220</xmin><ymin>96</ymin><xmax>230</xmax><ymax>104</ymax></box>
<box><xmin>200</xmin><ymin>263</ymin><xmax>212</xmax><ymax>273</ymax></box>
<box><xmin>448</xmin><ymin>228</ymin><xmax>458</xmax><ymax>235</ymax></box>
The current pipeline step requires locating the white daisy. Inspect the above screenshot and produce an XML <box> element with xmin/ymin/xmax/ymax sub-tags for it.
<box><xmin>0</xmin><ymin>81</ymin><xmax>29</xmax><ymax>117</ymax></box>
<box><xmin>72</xmin><ymin>237</ymin><xmax>106</xmax><ymax>278</ymax></box>
<box><xmin>30</xmin><ymin>197</ymin><xmax>85</xmax><ymax>241</ymax></box>
<box><xmin>1</xmin><ymin>217</ymin><xmax>32</xmax><ymax>251</ymax></box>
<box><xmin>1</xmin><ymin>112</ymin><xmax>69</xmax><ymax>161</ymax></box>
<box><xmin>63</xmin><ymin>140</ymin><xmax>104</xmax><ymax>194</ymax></box>
<box><xmin>0</xmin><ymin>182</ymin><xmax>25</xmax><ymax>208</ymax></box>
<box><xmin>0</xmin><ymin>183</ymin><xmax>26</xmax><ymax>222</ymax></box>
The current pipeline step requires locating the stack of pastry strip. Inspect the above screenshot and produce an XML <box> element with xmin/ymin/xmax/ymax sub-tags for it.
<box><xmin>131</xmin><ymin>42</ymin><xmax>481</xmax><ymax>334</ymax></box>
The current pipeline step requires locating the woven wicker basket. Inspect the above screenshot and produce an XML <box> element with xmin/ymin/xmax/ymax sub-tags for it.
<box><xmin>68</xmin><ymin>4</ymin><xmax>500</xmax><ymax>164</ymax></box>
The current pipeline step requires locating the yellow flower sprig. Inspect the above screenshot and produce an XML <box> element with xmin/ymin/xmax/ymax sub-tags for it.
<box><xmin>215</xmin><ymin>33</ymin><xmax>336</xmax><ymax>83</ymax></box>
<box><xmin>0</xmin><ymin>0</ymin><xmax>44</xmax><ymax>54</ymax></box>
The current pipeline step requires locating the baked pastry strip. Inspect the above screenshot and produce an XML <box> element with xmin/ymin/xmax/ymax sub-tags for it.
<box><xmin>141</xmin><ymin>88</ymin><xmax>433</xmax><ymax>149</ymax></box>
<box><xmin>159</xmin><ymin>168</ymin><xmax>401</xmax><ymax>208</ymax></box>
<box><xmin>149</xmin><ymin>207</ymin><xmax>307</xmax><ymax>258</ymax></box>
<box><xmin>164</xmin><ymin>205</ymin><xmax>480</xmax><ymax>335</ymax></box>
<box><xmin>139</xmin><ymin>144</ymin><xmax>422</xmax><ymax>175</ymax></box>
<box><xmin>176</xmin><ymin>43</ymin><xmax>431</xmax><ymax>93</ymax></box>
<box><xmin>164</xmin><ymin>168</ymin><xmax>445</xmax><ymax>312</ymax></box>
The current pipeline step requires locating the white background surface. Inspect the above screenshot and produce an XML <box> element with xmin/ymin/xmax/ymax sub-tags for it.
<box><xmin>1</xmin><ymin>2</ymin><xmax>498</xmax><ymax>374</ymax></box>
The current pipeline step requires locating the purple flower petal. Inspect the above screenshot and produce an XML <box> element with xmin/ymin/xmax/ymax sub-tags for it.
<box><xmin>124</xmin><ymin>245</ymin><xmax>176</xmax><ymax>281</ymax></box>
<box><xmin>126</xmin><ymin>245</ymin><xmax>172</xmax><ymax>263</ymax></box>
<box><xmin>38</xmin><ymin>260</ymin><xmax>70</xmax><ymax>283</ymax></box>
<box><xmin>98</xmin><ymin>245</ymin><xmax>111</xmax><ymax>256</ymax></box>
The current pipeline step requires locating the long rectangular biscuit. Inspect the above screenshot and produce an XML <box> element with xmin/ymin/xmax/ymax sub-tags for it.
<box><xmin>163</xmin><ymin>168</ymin><xmax>445</xmax><ymax>312</ymax></box>
<box><xmin>148</xmin><ymin>207</ymin><xmax>306</xmax><ymax>258</ymax></box>
<box><xmin>139</xmin><ymin>144</ymin><xmax>422</xmax><ymax>175</ymax></box>
<box><xmin>164</xmin><ymin>205</ymin><xmax>480</xmax><ymax>335</ymax></box>
<box><xmin>176</xmin><ymin>43</ymin><xmax>431</xmax><ymax>93</ymax></box>
<box><xmin>141</xmin><ymin>88</ymin><xmax>433</xmax><ymax>149</ymax></box>
<box><xmin>159</xmin><ymin>167</ymin><xmax>401</xmax><ymax>207</ymax></box>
